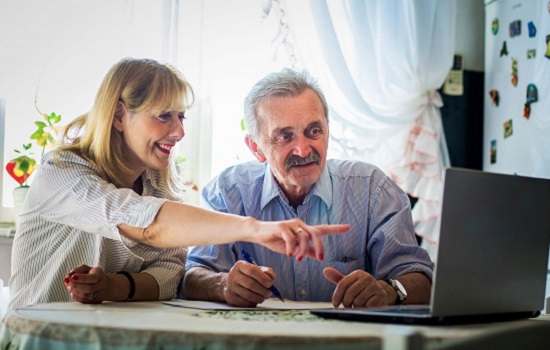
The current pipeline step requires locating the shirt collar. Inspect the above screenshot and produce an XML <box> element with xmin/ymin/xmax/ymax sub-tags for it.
<box><xmin>260</xmin><ymin>163</ymin><xmax>332</xmax><ymax>210</ymax></box>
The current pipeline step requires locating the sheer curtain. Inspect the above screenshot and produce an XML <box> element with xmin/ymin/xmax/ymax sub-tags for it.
<box><xmin>284</xmin><ymin>0</ymin><xmax>456</xmax><ymax>256</ymax></box>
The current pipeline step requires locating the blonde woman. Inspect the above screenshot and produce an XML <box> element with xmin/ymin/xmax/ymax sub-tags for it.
<box><xmin>9</xmin><ymin>58</ymin><xmax>349</xmax><ymax>310</ymax></box>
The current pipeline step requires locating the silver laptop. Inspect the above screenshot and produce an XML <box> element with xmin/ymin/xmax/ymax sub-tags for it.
<box><xmin>312</xmin><ymin>168</ymin><xmax>550</xmax><ymax>324</ymax></box>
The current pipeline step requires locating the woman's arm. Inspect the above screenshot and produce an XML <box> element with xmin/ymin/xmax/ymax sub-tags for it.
<box><xmin>119</xmin><ymin>201</ymin><xmax>350</xmax><ymax>261</ymax></box>
<box><xmin>64</xmin><ymin>265</ymin><xmax>159</xmax><ymax>302</ymax></box>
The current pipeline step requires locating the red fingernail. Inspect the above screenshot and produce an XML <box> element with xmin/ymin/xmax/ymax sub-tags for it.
<box><xmin>72</xmin><ymin>275</ymin><xmax>79</xmax><ymax>281</ymax></box>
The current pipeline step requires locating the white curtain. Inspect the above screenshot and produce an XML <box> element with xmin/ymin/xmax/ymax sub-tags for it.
<box><xmin>284</xmin><ymin>0</ymin><xmax>456</xmax><ymax>257</ymax></box>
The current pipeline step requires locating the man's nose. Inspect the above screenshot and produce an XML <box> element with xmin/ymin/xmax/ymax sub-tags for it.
<box><xmin>291</xmin><ymin>136</ymin><xmax>311</xmax><ymax>158</ymax></box>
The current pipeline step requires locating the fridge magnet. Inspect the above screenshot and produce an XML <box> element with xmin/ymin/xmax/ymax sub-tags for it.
<box><xmin>511</xmin><ymin>58</ymin><xmax>518</xmax><ymax>87</ymax></box>
<box><xmin>523</xmin><ymin>104</ymin><xmax>531</xmax><ymax>119</ymax></box>
<box><xmin>503</xmin><ymin>119</ymin><xmax>513</xmax><ymax>139</ymax></box>
<box><xmin>527</xmin><ymin>49</ymin><xmax>536</xmax><ymax>59</ymax></box>
<box><xmin>528</xmin><ymin>21</ymin><xmax>537</xmax><ymax>37</ymax></box>
<box><xmin>509</xmin><ymin>20</ymin><xmax>521</xmax><ymax>37</ymax></box>
<box><xmin>500</xmin><ymin>41</ymin><xmax>509</xmax><ymax>56</ymax></box>
<box><xmin>490</xmin><ymin>140</ymin><xmax>497</xmax><ymax>164</ymax></box>
<box><xmin>523</xmin><ymin>83</ymin><xmax>539</xmax><ymax>119</ymax></box>
<box><xmin>489</xmin><ymin>89</ymin><xmax>500</xmax><ymax>106</ymax></box>
<box><xmin>526</xmin><ymin>83</ymin><xmax>539</xmax><ymax>104</ymax></box>
<box><xmin>492</xmin><ymin>18</ymin><xmax>499</xmax><ymax>35</ymax></box>
<box><xmin>545</xmin><ymin>35</ymin><xmax>550</xmax><ymax>59</ymax></box>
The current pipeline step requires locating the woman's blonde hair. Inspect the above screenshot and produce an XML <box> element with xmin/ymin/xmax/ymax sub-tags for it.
<box><xmin>59</xmin><ymin>58</ymin><xmax>193</xmax><ymax>198</ymax></box>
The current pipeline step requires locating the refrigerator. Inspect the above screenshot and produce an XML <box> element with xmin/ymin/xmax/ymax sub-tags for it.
<box><xmin>484</xmin><ymin>0</ymin><xmax>550</xmax><ymax>311</ymax></box>
<box><xmin>484</xmin><ymin>0</ymin><xmax>550</xmax><ymax>178</ymax></box>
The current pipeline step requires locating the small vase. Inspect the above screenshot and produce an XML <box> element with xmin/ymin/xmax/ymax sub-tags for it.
<box><xmin>13</xmin><ymin>186</ymin><xmax>30</xmax><ymax>230</ymax></box>
<box><xmin>13</xmin><ymin>185</ymin><xmax>29</xmax><ymax>209</ymax></box>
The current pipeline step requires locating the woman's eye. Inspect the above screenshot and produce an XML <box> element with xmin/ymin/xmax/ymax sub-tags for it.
<box><xmin>178</xmin><ymin>113</ymin><xmax>186</xmax><ymax>122</ymax></box>
<box><xmin>156</xmin><ymin>113</ymin><xmax>171</xmax><ymax>123</ymax></box>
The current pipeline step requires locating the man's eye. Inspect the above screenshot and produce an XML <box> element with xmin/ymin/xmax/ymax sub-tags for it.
<box><xmin>275</xmin><ymin>132</ymin><xmax>294</xmax><ymax>143</ymax></box>
<box><xmin>307</xmin><ymin>127</ymin><xmax>323</xmax><ymax>138</ymax></box>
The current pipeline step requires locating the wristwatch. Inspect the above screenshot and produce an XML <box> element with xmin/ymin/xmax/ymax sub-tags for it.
<box><xmin>387</xmin><ymin>278</ymin><xmax>407</xmax><ymax>305</ymax></box>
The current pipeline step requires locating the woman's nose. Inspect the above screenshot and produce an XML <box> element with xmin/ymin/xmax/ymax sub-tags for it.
<box><xmin>171</xmin><ymin>119</ymin><xmax>185</xmax><ymax>141</ymax></box>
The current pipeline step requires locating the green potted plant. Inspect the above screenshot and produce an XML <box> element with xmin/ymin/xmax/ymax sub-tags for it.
<box><xmin>4</xmin><ymin>109</ymin><xmax>62</xmax><ymax>213</ymax></box>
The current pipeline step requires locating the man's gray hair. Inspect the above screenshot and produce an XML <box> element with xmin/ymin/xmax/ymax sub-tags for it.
<box><xmin>244</xmin><ymin>68</ymin><xmax>328</xmax><ymax>139</ymax></box>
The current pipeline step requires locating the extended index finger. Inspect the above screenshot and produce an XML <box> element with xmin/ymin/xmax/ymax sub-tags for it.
<box><xmin>312</xmin><ymin>224</ymin><xmax>351</xmax><ymax>236</ymax></box>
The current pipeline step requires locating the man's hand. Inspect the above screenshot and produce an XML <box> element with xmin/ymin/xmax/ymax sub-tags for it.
<box><xmin>63</xmin><ymin>265</ymin><xmax>111</xmax><ymax>304</ymax></box>
<box><xmin>323</xmin><ymin>267</ymin><xmax>396</xmax><ymax>308</ymax></box>
<box><xmin>222</xmin><ymin>261</ymin><xmax>276</xmax><ymax>307</ymax></box>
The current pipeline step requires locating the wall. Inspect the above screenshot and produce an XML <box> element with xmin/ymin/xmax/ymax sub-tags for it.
<box><xmin>456</xmin><ymin>0</ymin><xmax>485</xmax><ymax>72</ymax></box>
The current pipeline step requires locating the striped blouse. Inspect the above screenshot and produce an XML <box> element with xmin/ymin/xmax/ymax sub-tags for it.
<box><xmin>9</xmin><ymin>151</ymin><xmax>186</xmax><ymax>310</ymax></box>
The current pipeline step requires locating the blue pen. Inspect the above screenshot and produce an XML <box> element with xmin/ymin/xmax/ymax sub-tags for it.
<box><xmin>240</xmin><ymin>248</ymin><xmax>285</xmax><ymax>302</ymax></box>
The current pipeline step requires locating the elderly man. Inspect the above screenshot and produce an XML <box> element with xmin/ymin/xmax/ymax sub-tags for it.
<box><xmin>182</xmin><ymin>69</ymin><xmax>433</xmax><ymax>308</ymax></box>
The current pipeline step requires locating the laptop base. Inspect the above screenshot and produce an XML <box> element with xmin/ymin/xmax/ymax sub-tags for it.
<box><xmin>311</xmin><ymin>309</ymin><xmax>540</xmax><ymax>325</ymax></box>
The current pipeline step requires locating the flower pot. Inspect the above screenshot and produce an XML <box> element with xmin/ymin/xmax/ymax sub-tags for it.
<box><xmin>13</xmin><ymin>186</ymin><xmax>30</xmax><ymax>230</ymax></box>
<box><xmin>13</xmin><ymin>186</ymin><xmax>29</xmax><ymax>209</ymax></box>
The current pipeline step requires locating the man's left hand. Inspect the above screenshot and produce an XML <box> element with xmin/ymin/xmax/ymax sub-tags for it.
<box><xmin>323</xmin><ymin>267</ymin><xmax>396</xmax><ymax>308</ymax></box>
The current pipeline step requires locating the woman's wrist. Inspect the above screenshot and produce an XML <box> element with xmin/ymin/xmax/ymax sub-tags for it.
<box><xmin>241</xmin><ymin>216</ymin><xmax>260</xmax><ymax>243</ymax></box>
<box><xmin>105</xmin><ymin>273</ymin><xmax>130</xmax><ymax>301</ymax></box>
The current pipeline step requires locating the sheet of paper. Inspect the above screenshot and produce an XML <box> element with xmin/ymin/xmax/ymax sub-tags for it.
<box><xmin>163</xmin><ymin>298</ymin><xmax>333</xmax><ymax>311</ymax></box>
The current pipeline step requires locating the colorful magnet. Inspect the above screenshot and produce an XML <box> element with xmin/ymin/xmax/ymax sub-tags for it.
<box><xmin>523</xmin><ymin>84</ymin><xmax>539</xmax><ymax>119</ymax></box>
<box><xmin>509</xmin><ymin>20</ymin><xmax>521</xmax><ymax>37</ymax></box>
<box><xmin>523</xmin><ymin>104</ymin><xmax>531</xmax><ymax>119</ymax></box>
<box><xmin>492</xmin><ymin>18</ymin><xmax>499</xmax><ymax>35</ymax></box>
<box><xmin>546</xmin><ymin>35</ymin><xmax>550</xmax><ymax>59</ymax></box>
<box><xmin>489</xmin><ymin>89</ymin><xmax>500</xmax><ymax>106</ymax></box>
<box><xmin>503</xmin><ymin>119</ymin><xmax>513</xmax><ymax>139</ymax></box>
<box><xmin>528</xmin><ymin>21</ymin><xmax>537</xmax><ymax>37</ymax></box>
<box><xmin>490</xmin><ymin>140</ymin><xmax>497</xmax><ymax>164</ymax></box>
<box><xmin>511</xmin><ymin>58</ymin><xmax>518</xmax><ymax>87</ymax></box>
<box><xmin>500</xmin><ymin>41</ymin><xmax>509</xmax><ymax>56</ymax></box>
<box><xmin>526</xmin><ymin>83</ymin><xmax>538</xmax><ymax>104</ymax></box>
<box><xmin>527</xmin><ymin>49</ymin><xmax>536</xmax><ymax>59</ymax></box>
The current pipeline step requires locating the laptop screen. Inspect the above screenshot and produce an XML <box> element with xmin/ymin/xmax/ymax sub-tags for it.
<box><xmin>430</xmin><ymin>168</ymin><xmax>550</xmax><ymax>316</ymax></box>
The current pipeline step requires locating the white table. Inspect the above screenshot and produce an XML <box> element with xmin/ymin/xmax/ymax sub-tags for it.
<box><xmin>2</xmin><ymin>302</ymin><xmax>549</xmax><ymax>350</ymax></box>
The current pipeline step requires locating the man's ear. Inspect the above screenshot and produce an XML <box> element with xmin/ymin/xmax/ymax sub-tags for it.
<box><xmin>245</xmin><ymin>135</ymin><xmax>267</xmax><ymax>163</ymax></box>
<box><xmin>112</xmin><ymin>101</ymin><xmax>126</xmax><ymax>132</ymax></box>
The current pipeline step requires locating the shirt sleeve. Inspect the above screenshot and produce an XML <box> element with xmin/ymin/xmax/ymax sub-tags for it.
<box><xmin>138</xmin><ymin>247</ymin><xmax>187</xmax><ymax>300</ymax></box>
<box><xmin>366</xmin><ymin>171</ymin><xmax>434</xmax><ymax>281</ymax></box>
<box><xmin>184</xmin><ymin>179</ymin><xmax>238</xmax><ymax>273</ymax></box>
<box><xmin>28</xmin><ymin>151</ymin><xmax>166</xmax><ymax>242</ymax></box>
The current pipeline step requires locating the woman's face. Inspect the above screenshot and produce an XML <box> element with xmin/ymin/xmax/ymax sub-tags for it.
<box><xmin>114</xmin><ymin>104</ymin><xmax>186</xmax><ymax>177</ymax></box>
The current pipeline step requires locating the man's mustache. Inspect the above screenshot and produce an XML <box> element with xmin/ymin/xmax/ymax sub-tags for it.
<box><xmin>285</xmin><ymin>150</ymin><xmax>321</xmax><ymax>170</ymax></box>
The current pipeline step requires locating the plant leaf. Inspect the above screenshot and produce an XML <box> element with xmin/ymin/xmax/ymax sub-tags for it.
<box><xmin>47</xmin><ymin>112</ymin><xmax>62</xmax><ymax>124</ymax></box>
<box><xmin>240</xmin><ymin>118</ymin><xmax>247</xmax><ymax>131</ymax></box>
<box><xmin>30</xmin><ymin>130</ymin><xmax>43</xmax><ymax>140</ymax></box>
<box><xmin>34</xmin><ymin>121</ymin><xmax>47</xmax><ymax>129</ymax></box>
<box><xmin>23</xmin><ymin>143</ymin><xmax>32</xmax><ymax>150</ymax></box>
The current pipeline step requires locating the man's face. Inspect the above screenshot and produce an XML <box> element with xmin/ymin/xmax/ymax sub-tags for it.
<box><xmin>252</xmin><ymin>88</ymin><xmax>328</xmax><ymax>198</ymax></box>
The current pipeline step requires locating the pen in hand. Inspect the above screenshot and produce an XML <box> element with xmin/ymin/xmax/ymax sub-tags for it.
<box><xmin>240</xmin><ymin>248</ymin><xmax>285</xmax><ymax>303</ymax></box>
